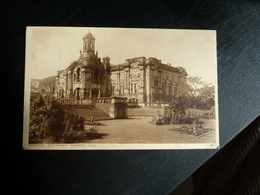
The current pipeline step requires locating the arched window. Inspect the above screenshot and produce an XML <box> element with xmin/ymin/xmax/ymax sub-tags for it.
<box><xmin>73</xmin><ymin>73</ymin><xmax>76</xmax><ymax>82</ymax></box>
<box><xmin>74</xmin><ymin>88</ymin><xmax>80</xmax><ymax>100</ymax></box>
<box><xmin>76</xmin><ymin>68</ymin><xmax>81</xmax><ymax>82</ymax></box>
<box><xmin>93</xmin><ymin>68</ymin><xmax>99</xmax><ymax>83</ymax></box>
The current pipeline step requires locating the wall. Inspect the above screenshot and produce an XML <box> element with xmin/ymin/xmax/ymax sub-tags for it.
<box><xmin>95</xmin><ymin>97</ymin><xmax>128</xmax><ymax>119</ymax></box>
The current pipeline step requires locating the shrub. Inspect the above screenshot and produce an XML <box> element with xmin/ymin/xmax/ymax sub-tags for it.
<box><xmin>29</xmin><ymin>96</ymin><xmax>107</xmax><ymax>143</ymax></box>
<box><xmin>68</xmin><ymin>115</ymin><xmax>85</xmax><ymax>131</ymax></box>
<box><xmin>156</xmin><ymin>119</ymin><xmax>163</xmax><ymax>125</ymax></box>
<box><xmin>85</xmin><ymin>132</ymin><xmax>103</xmax><ymax>140</ymax></box>
<box><xmin>63</xmin><ymin>131</ymin><xmax>86</xmax><ymax>143</ymax></box>
<box><xmin>201</xmin><ymin>112</ymin><xmax>210</xmax><ymax>119</ymax></box>
<box><xmin>179</xmin><ymin>116</ymin><xmax>204</xmax><ymax>125</ymax></box>
<box><xmin>162</xmin><ymin>116</ymin><xmax>171</xmax><ymax>124</ymax></box>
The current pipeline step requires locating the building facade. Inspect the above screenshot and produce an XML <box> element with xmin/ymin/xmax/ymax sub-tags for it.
<box><xmin>55</xmin><ymin>32</ymin><xmax>188</xmax><ymax>107</ymax></box>
<box><xmin>55</xmin><ymin>32</ymin><xmax>112</xmax><ymax>100</ymax></box>
<box><xmin>110</xmin><ymin>57</ymin><xmax>188</xmax><ymax>106</ymax></box>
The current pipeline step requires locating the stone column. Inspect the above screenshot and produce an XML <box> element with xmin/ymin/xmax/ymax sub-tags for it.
<box><xmin>139</xmin><ymin>67</ymin><xmax>143</xmax><ymax>88</ymax></box>
<box><xmin>64</xmin><ymin>75</ymin><xmax>68</xmax><ymax>97</ymax></box>
<box><xmin>80</xmin><ymin>68</ymin><xmax>86</xmax><ymax>98</ymax></box>
<box><xmin>115</xmin><ymin>73</ymin><xmax>120</xmax><ymax>95</ymax></box>
<box><xmin>158</xmin><ymin>70</ymin><xmax>162</xmax><ymax>103</ymax></box>
<box><xmin>138</xmin><ymin>66</ymin><xmax>144</xmax><ymax>103</ymax></box>
<box><xmin>151</xmin><ymin>87</ymin><xmax>154</xmax><ymax>104</ymax></box>
<box><xmin>67</xmin><ymin>71</ymin><xmax>73</xmax><ymax>98</ymax></box>
<box><xmin>89</xmin><ymin>88</ymin><xmax>92</xmax><ymax>98</ymax></box>
<box><xmin>124</xmin><ymin>68</ymin><xmax>129</xmax><ymax>94</ymax></box>
<box><xmin>67</xmin><ymin>71</ymin><xmax>71</xmax><ymax>90</ymax></box>
<box><xmin>177</xmin><ymin>75</ymin><xmax>181</xmax><ymax>96</ymax></box>
<box><xmin>150</xmin><ymin>66</ymin><xmax>155</xmax><ymax>103</ymax></box>
<box><xmin>81</xmin><ymin>68</ymin><xmax>85</xmax><ymax>88</ymax></box>
<box><xmin>85</xmin><ymin>71</ymin><xmax>91</xmax><ymax>97</ymax></box>
<box><xmin>179</xmin><ymin>75</ymin><xmax>183</xmax><ymax>96</ymax></box>
<box><xmin>117</xmin><ymin>73</ymin><xmax>119</xmax><ymax>90</ymax></box>
<box><xmin>98</xmin><ymin>86</ymin><xmax>101</xmax><ymax>98</ymax></box>
<box><xmin>166</xmin><ymin>73</ymin><xmax>168</xmax><ymax>96</ymax></box>
<box><xmin>55</xmin><ymin>76</ymin><xmax>59</xmax><ymax>97</ymax></box>
<box><xmin>146</xmin><ymin>66</ymin><xmax>151</xmax><ymax>105</ymax></box>
<box><xmin>128</xmin><ymin>67</ymin><xmax>131</xmax><ymax>94</ymax></box>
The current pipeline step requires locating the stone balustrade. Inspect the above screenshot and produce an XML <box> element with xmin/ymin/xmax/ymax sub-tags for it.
<box><xmin>58</xmin><ymin>98</ymin><xmax>94</xmax><ymax>105</ymax></box>
<box><xmin>96</xmin><ymin>97</ymin><xmax>127</xmax><ymax>104</ymax></box>
<box><xmin>58</xmin><ymin>97</ymin><xmax>127</xmax><ymax>119</ymax></box>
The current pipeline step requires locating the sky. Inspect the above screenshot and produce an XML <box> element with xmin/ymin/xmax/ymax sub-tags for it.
<box><xmin>25</xmin><ymin>27</ymin><xmax>217</xmax><ymax>85</ymax></box>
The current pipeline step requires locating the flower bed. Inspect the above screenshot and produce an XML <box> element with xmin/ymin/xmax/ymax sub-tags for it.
<box><xmin>168</xmin><ymin>125</ymin><xmax>215</xmax><ymax>138</ymax></box>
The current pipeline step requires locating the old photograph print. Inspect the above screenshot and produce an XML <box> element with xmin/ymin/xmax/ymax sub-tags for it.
<box><xmin>23</xmin><ymin>27</ymin><xmax>219</xmax><ymax>149</ymax></box>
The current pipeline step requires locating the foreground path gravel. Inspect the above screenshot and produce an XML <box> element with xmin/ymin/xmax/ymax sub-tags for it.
<box><xmin>89</xmin><ymin>117</ymin><xmax>216</xmax><ymax>144</ymax></box>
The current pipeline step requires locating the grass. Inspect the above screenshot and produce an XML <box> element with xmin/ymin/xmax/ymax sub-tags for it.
<box><xmin>186</xmin><ymin>108</ymin><xmax>210</xmax><ymax>115</ymax></box>
<box><xmin>128</xmin><ymin>107</ymin><xmax>212</xmax><ymax>117</ymax></box>
<box><xmin>128</xmin><ymin>107</ymin><xmax>164</xmax><ymax>116</ymax></box>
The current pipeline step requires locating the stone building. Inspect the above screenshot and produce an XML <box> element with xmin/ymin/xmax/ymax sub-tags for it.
<box><xmin>110</xmin><ymin>57</ymin><xmax>188</xmax><ymax>106</ymax></box>
<box><xmin>55</xmin><ymin>32</ymin><xmax>112</xmax><ymax>101</ymax></box>
<box><xmin>55</xmin><ymin>31</ymin><xmax>188</xmax><ymax>107</ymax></box>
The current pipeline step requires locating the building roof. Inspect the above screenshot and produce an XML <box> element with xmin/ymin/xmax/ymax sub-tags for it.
<box><xmin>84</xmin><ymin>31</ymin><xmax>94</xmax><ymax>38</ymax></box>
<box><xmin>110</xmin><ymin>64</ymin><xmax>128</xmax><ymax>71</ymax></box>
<box><xmin>66</xmin><ymin>61</ymin><xmax>85</xmax><ymax>70</ymax></box>
<box><xmin>110</xmin><ymin>57</ymin><xmax>188</xmax><ymax>75</ymax></box>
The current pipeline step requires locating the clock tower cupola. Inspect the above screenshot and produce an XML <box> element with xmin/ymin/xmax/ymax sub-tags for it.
<box><xmin>83</xmin><ymin>31</ymin><xmax>95</xmax><ymax>54</ymax></box>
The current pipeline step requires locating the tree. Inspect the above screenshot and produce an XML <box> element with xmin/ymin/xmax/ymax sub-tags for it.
<box><xmin>186</xmin><ymin>76</ymin><xmax>214</xmax><ymax>109</ymax></box>
<box><xmin>199</xmin><ymin>85</ymin><xmax>215</xmax><ymax>109</ymax></box>
<box><xmin>30</xmin><ymin>95</ymin><xmax>88</xmax><ymax>143</ymax></box>
<box><xmin>29</xmin><ymin>95</ymin><xmax>68</xmax><ymax>143</ymax></box>
<box><xmin>163</xmin><ymin>95</ymin><xmax>186</xmax><ymax>124</ymax></box>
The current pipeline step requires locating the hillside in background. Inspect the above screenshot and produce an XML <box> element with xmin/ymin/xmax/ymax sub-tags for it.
<box><xmin>31</xmin><ymin>76</ymin><xmax>56</xmax><ymax>92</ymax></box>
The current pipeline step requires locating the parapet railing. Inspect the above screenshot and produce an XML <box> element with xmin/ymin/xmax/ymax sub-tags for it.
<box><xmin>96</xmin><ymin>97</ymin><xmax>127</xmax><ymax>104</ymax></box>
<box><xmin>96</xmin><ymin>98</ymin><xmax>112</xmax><ymax>103</ymax></box>
<box><xmin>57</xmin><ymin>97</ymin><xmax>127</xmax><ymax>105</ymax></box>
<box><xmin>58</xmin><ymin>98</ymin><xmax>94</xmax><ymax>105</ymax></box>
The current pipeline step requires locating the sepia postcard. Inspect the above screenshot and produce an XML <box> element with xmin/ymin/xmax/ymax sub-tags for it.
<box><xmin>23</xmin><ymin>27</ymin><xmax>219</xmax><ymax>150</ymax></box>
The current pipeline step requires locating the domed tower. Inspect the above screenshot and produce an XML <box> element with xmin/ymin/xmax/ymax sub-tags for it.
<box><xmin>83</xmin><ymin>31</ymin><xmax>95</xmax><ymax>55</ymax></box>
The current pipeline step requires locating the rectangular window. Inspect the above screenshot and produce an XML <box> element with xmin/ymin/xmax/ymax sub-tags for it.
<box><xmin>120</xmin><ymin>85</ymin><xmax>124</xmax><ymax>95</ymax></box>
<box><xmin>168</xmin><ymin>86</ymin><xmax>172</xmax><ymax>95</ymax></box>
<box><xmin>131</xmin><ymin>83</ymin><xmax>137</xmax><ymax>94</ymax></box>
<box><xmin>174</xmin><ymin>85</ymin><xmax>178</xmax><ymax>96</ymax></box>
<box><xmin>162</xmin><ymin>84</ymin><xmax>166</xmax><ymax>94</ymax></box>
<box><xmin>112</xmin><ymin>86</ymin><xmax>115</xmax><ymax>95</ymax></box>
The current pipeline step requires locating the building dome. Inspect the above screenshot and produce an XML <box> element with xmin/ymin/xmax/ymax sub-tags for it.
<box><xmin>84</xmin><ymin>31</ymin><xmax>94</xmax><ymax>38</ymax></box>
